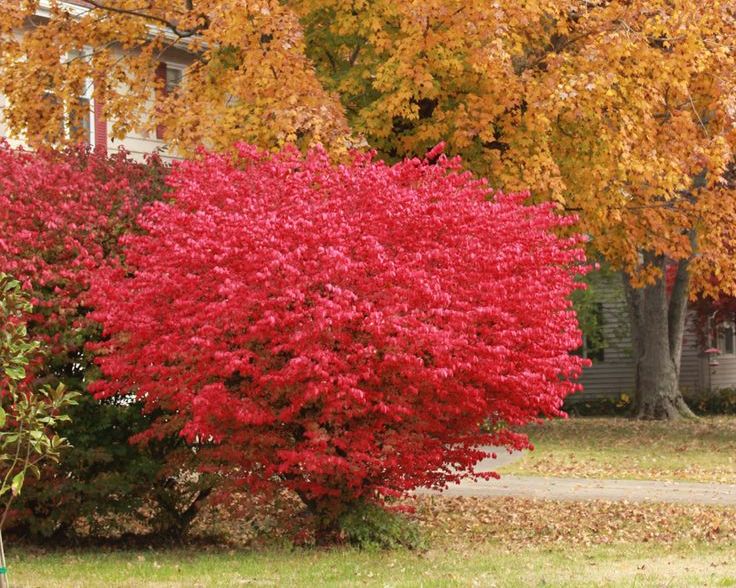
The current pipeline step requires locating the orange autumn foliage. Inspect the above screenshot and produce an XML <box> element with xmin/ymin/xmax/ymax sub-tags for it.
<box><xmin>2</xmin><ymin>1</ymin><xmax>736</xmax><ymax>292</ymax></box>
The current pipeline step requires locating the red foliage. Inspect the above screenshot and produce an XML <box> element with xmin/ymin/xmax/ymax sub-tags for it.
<box><xmin>0</xmin><ymin>142</ymin><xmax>167</xmax><ymax>358</ymax></box>
<box><xmin>691</xmin><ymin>294</ymin><xmax>736</xmax><ymax>349</ymax></box>
<box><xmin>89</xmin><ymin>145</ymin><xmax>589</xmax><ymax>507</ymax></box>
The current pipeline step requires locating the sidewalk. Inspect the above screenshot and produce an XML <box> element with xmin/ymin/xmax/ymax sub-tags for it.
<box><xmin>419</xmin><ymin>446</ymin><xmax>736</xmax><ymax>505</ymax></box>
<box><xmin>419</xmin><ymin>475</ymin><xmax>736</xmax><ymax>505</ymax></box>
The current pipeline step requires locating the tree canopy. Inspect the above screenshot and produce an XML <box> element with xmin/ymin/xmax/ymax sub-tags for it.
<box><xmin>0</xmin><ymin>1</ymin><xmax>349</xmax><ymax>152</ymax></box>
<box><xmin>297</xmin><ymin>0</ymin><xmax>736</xmax><ymax>293</ymax></box>
<box><xmin>4</xmin><ymin>1</ymin><xmax>735</xmax><ymax>288</ymax></box>
<box><xmin>4</xmin><ymin>1</ymin><xmax>736</xmax><ymax>416</ymax></box>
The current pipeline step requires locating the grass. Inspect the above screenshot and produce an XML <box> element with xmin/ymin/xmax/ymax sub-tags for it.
<box><xmin>10</xmin><ymin>495</ymin><xmax>736</xmax><ymax>587</ymax></box>
<box><xmin>10</xmin><ymin>417</ymin><xmax>736</xmax><ymax>587</ymax></box>
<box><xmin>501</xmin><ymin>416</ymin><xmax>736</xmax><ymax>483</ymax></box>
<box><xmin>8</xmin><ymin>541</ymin><xmax>736</xmax><ymax>587</ymax></box>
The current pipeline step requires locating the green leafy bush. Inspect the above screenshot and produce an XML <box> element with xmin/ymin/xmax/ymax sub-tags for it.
<box><xmin>563</xmin><ymin>393</ymin><xmax>633</xmax><ymax>417</ymax></box>
<box><xmin>337</xmin><ymin>501</ymin><xmax>424</xmax><ymax>550</ymax></box>
<box><xmin>0</xmin><ymin>273</ymin><xmax>80</xmax><ymax>502</ymax></box>
<box><xmin>688</xmin><ymin>388</ymin><xmax>736</xmax><ymax>415</ymax></box>
<box><xmin>566</xmin><ymin>389</ymin><xmax>736</xmax><ymax>417</ymax></box>
<box><xmin>1</xmin><ymin>273</ymin><xmax>79</xmax><ymax>582</ymax></box>
<box><xmin>9</xmin><ymin>394</ymin><xmax>217</xmax><ymax>543</ymax></box>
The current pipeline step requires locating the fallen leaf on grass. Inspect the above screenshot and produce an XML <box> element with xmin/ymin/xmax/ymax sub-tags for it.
<box><xmin>408</xmin><ymin>495</ymin><xmax>736</xmax><ymax>548</ymax></box>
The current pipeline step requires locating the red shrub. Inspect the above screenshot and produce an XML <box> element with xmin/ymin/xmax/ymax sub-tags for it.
<box><xmin>0</xmin><ymin>142</ymin><xmax>167</xmax><ymax>358</ymax></box>
<box><xmin>89</xmin><ymin>144</ymin><xmax>588</xmax><ymax>511</ymax></box>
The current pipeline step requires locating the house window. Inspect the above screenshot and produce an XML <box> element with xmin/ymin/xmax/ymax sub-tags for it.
<box><xmin>720</xmin><ymin>321</ymin><xmax>735</xmax><ymax>355</ymax></box>
<box><xmin>39</xmin><ymin>49</ymin><xmax>96</xmax><ymax>146</ymax></box>
<box><xmin>67</xmin><ymin>49</ymin><xmax>94</xmax><ymax>146</ymax></box>
<box><xmin>42</xmin><ymin>92</ymin><xmax>92</xmax><ymax>145</ymax></box>
<box><xmin>156</xmin><ymin>62</ymin><xmax>184</xmax><ymax>140</ymax></box>
<box><xmin>42</xmin><ymin>91</ymin><xmax>64</xmax><ymax>142</ymax></box>
<box><xmin>166</xmin><ymin>67</ymin><xmax>183</xmax><ymax>94</ymax></box>
<box><xmin>71</xmin><ymin>96</ymin><xmax>92</xmax><ymax>144</ymax></box>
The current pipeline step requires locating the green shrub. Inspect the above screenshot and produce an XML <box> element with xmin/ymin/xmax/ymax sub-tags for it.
<box><xmin>0</xmin><ymin>271</ymin><xmax>80</xmax><ymax>582</ymax></box>
<box><xmin>563</xmin><ymin>392</ymin><xmax>633</xmax><ymax>417</ymax></box>
<box><xmin>687</xmin><ymin>388</ymin><xmax>736</xmax><ymax>415</ymax></box>
<box><xmin>9</xmin><ymin>393</ymin><xmax>217</xmax><ymax>543</ymax></box>
<box><xmin>566</xmin><ymin>389</ymin><xmax>736</xmax><ymax>417</ymax></box>
<box><xmin>337</xmin><ymin>501</ymin><xmax>424</xmax><ymax>550</ymax></box>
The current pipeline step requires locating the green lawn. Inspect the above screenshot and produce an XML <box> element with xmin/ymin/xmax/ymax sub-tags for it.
<box><xmin>10</xmin><ymin>495</ymin><xmax>736</xmax><ymax>587</ymax></box>
<box><xmin>8</xmin><ymin>541</ymin><xmax>736</xmax><ymax>587</ymax></box>
<box><xmin>9</xmin><ymin>417</ymin><xmax>736</xmax><ymax>587</ymax></box>
<box><xmin>502</xmin><ymin>416</ymin><xmax>736</xmax><ymax>483</ymax></box>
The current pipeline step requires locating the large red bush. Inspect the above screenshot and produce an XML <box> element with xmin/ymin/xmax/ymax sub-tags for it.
<box><xmin>89</xmin><ymin>144</ymin><xmax>588</xmax><ymax>514</ymax></box>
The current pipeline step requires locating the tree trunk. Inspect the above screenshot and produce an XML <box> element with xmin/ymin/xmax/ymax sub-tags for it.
<box><xmin>293</xmin><ymin>489</ymin><xmax>346</xmax><ymax>545</ymax></box>
<box><xmin>624</xmin><ymin>255</ymin><xmax>696</xmax><ymax>420</ymax></box>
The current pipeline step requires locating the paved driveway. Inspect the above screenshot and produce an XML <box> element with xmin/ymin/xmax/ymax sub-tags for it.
<box><xmin>420</xmin><ymin>447</ymin><xmax>736</xmax><ymax>505</ymax></box>
<box><xmin>470</xmin><ymin>445</ymin><xmax>527</xmax><ymax>472</ymax></box>
<box><xmin>420</xmin><ymin>474</ymin><xmax>736</xmax><ymax>506</ymax></box>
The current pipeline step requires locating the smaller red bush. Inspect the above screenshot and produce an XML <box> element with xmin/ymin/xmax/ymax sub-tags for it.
<box><xmin>0</xmin><ymin>142</ymin><xmax>167</xmax><ymax>358</ymax></box>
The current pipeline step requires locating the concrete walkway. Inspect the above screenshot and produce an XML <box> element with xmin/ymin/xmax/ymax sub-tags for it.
<box><xmin>469</xmin><ymin>446</ymin><xmax>527</xmax><ymax>471</ymax></box>
<box><xmin>420</xmin><ymin>447</ymin><xmax>736</xmax><ymax>505</ymax></box>
<box><xmin>418</xmin><ymin>475</ymin><xmax>736</xmax><ymax>506</ymax></box>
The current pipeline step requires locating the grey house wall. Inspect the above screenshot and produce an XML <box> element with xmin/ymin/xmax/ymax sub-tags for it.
<box><xmin>680</xmin><ymin>319</ymin><xmax>707</xmax><ymax>395</ymax></box>
<box><xmin>575</xmin><ymin>272</ymin><xmax>635</xmax><ymax>401</ymax></box>
<box><xmin>707</xmin><ymin>329</ymin><xmax>736</xmax><ymax>390</ymax></box>
<box><xmin>574</xmin><ymin>271</ymin><xmax>723</xmax><ymax>401</ymax></box>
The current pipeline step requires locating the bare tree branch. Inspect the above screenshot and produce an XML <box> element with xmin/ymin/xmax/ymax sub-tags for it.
<box><xmin>81</xmin><ymin>0</ymin><xmax>210</xmax><ymax>39</ymax></box>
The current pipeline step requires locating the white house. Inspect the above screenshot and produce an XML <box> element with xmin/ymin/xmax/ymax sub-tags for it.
<box><xmin>0</xmin><ymin>0</ymin><xmax>194</xmax><ymax>161</ymax></box>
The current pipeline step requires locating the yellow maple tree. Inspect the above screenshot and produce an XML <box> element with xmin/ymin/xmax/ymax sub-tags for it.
<box><xmin>526</xmin><ymin>3</ymin><xmax>736</xmax><ymax>419</ymax></box>
<box><xmin>0</xmin><ymin>0</ymin><xmax>350</xmax><ymax>152</ymax></box>
<box><xmin>296</xmin><ymin>0</ymin><xmax>736</xmax><ymax>418</ymax></box>
<box><xmin>3</xmin><ymin>1</ymin><xmax>736</xmax><ymax>418</ymax></box>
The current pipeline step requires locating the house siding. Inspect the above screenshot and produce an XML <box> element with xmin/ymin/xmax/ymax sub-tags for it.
<box><xmin>576</xmin><ymin>272</ymin><xmax>635</xmax><ymax>400</ymax></box>
<box><xmin>680</xmin><ymin>321</ymin><xmax>705</xmax><ymax>394</ymax></box>
<box><xmin>574</xmin><ymin>271</ymin><xmax>714</xmax><ymax>402</ymax></box>
<box><xmin>708</xmin><ymin>355</ymin><xmax>736</xmax><ymax>390</ymax></box>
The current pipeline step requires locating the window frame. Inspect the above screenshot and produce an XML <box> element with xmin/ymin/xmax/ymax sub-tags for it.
<box><xmin>718</xmin><ymin>319</ymin><xmax>736</xmax><ymax>355</ymax></box>
<box><xmin>155</xmin><ymin>61</ymin><xmax>185</xmax><ymax>141</ymax></box>
<box><xmin>43</xmin><ymin>48</ymin><xmax>96</xmax><ymax>147</ymax></box>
